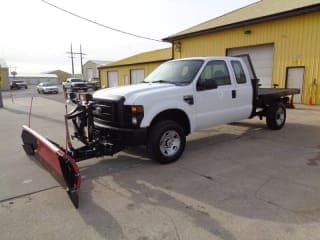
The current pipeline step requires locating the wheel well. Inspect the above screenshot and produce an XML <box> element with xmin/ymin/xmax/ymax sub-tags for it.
<box><xmin>150</xmin><ymin>109</ymin><xmax>191</xmax><ymax>135</ymax></box>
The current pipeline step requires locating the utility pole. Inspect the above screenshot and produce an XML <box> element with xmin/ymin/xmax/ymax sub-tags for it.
<box><xmin>80</xmin><ymin>44</ymin><xmax>84</xmax><ymax>76</ymax></box>
<box><xmin>66</xmin><ymin>44</ymin><xmax>75</xmax><ymax>76</ymax></box>
<box><xmin>66</xmin><ymin>44</ymin><xmax>86</xmax><ymax>78</ymax></box>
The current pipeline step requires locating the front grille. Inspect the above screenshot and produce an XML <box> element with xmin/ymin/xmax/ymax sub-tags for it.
<box><xmin>92</xmin><ymin>99</ymin><xmax>118</xmax><ymax>127</ymax></box>
<box><xmin>74</xmin><ymin>84</ymin><xmax>87</xmax><ymax>88</ymax></box>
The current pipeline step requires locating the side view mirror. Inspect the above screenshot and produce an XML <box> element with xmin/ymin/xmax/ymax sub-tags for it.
<box><xmin>197</xmin><ymin>78</ymin><xmax>218</xmax><ymax>91</ymax></box>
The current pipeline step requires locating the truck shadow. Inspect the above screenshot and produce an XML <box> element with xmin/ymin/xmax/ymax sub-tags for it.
<box><xmin>77</xmin><ymin>121</ymin><xmax>320</xmax><ymax>239</ymax></box>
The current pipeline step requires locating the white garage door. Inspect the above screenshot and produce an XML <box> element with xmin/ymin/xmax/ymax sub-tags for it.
<box><xmin>131</xmin><ymin>69</ymin><xmax>145</xmax><ymax>84</ymax></box>
<box><xmin>86</xmin><ymin>68</ymin><xmax>93</xmax><ymax>81</ymax></box>
<box><xmin>227</xmin><ymin>44</ymin><xmax>274</xmax><ymax>88</ymax></box>
<box><xmin>287</xmin><ymin>67</ymin><xmax>304</xmax><ymax>103</ymax></box>
<box><xmin>107</xmin><ymin>71</ymin><xmax>118</xmax><ymax>87</ymax></box>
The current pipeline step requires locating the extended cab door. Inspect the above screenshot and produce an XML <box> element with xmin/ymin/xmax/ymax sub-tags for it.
<box><xmin>229</xmin><ymin>59</ymin><xmax>252</xmax><ymax>119</ymax></box>
<box><xmin>194</xmin><ymin>59</ymin><xmax>249</xmax><ymax>130</ymax></box>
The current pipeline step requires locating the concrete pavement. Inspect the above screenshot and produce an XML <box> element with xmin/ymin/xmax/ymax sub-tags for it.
<box><xmin>0</xmin><ymin>96</ymin><xmax>320</xmax><ymax>240</ymax></box>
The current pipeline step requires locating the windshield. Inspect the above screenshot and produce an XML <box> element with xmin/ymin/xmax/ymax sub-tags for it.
<box><xmin>43</xmin><ymin>83</ymin><xmax>55</xmax><ymax>86</ymax></box>
<box><xmin>71</xmin><ymin>79</ymin><xmax>83</xmax><ymax>82</ymax></box>
<box><xmin>144</xmin><ymin>60</ymin><xmax>204</xmax><ymax>84</ymax></box>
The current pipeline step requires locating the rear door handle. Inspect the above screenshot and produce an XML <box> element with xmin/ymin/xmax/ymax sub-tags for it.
<box><xmin>232</xmin><ymin>90</ymin><xmax>236</xmax><ymax>99</ymax></box>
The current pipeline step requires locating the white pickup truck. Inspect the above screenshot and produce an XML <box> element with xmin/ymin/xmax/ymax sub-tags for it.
<box><xmin>62</xmin><ymin>77</ymin><xmax>89</xmax><ymax>92</ymax></box>
<box><xmin>21</xmin><ymin>56</ymin><xmax>300</xmax><ymax>207</ymax></box>
<box><xmin>89</xmin><ymin>56</ymin><xmax>299</xmax><ymax>163</ymax></box>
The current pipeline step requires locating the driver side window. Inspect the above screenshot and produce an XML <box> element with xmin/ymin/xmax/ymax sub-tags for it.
<box><xmin>200</xmin><ymin>60</ymin><xmax>231</xmax><ymax>86</ymax></box>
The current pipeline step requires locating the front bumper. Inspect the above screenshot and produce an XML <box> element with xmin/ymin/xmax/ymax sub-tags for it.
<box><xmin>71</xmin><ymin>85</ymin><xmax>88</xmax><ymax>91</ymax></box>
<box><xmin>44</xmin><ymin>89</ymin><xmax>59</xmax><ymax>93</ymax></box>
<box><xmin>94</xmin><ymin>122</ymin><xmax>147</xmax><ymax>146</ymax></box>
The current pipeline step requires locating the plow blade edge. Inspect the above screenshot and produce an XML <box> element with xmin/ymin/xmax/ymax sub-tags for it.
<box><xmin>21</xmin><ymin>125</ymin><xmax>81</xmax><ymax>208</ymax></box>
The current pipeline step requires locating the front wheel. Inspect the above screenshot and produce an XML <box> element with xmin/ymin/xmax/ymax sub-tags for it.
<box><xmin>266</xmin><ymin>103</ymin><xmax>286</xmax><ymax>130</ymax></box>
<box><xmin>147</xmin><ymin>120</ymin><xmax>186</xmax><ymax>164</ymax></box>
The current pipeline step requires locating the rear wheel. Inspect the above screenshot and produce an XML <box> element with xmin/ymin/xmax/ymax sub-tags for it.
<box><xmin>147</xmin><ymin>120</ymin><xmax>186</xmax><ymax>164</ymax></box>
<box><xmin>266</xmin><ymin>103</ymin><xmax>286</xmax><ymax>130</ymax></box>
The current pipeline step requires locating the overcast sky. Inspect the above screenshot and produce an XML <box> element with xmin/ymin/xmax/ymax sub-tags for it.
<box><xmin>0</xmin><ymin>0</ymin><xmax>258</xmax><ymax>74</ymax></box>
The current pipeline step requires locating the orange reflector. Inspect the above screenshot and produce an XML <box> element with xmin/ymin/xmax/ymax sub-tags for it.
<box><xmin>131</xmin><ymin>105</ymin><xmax>144</xmax><ymax>113</ymax></box>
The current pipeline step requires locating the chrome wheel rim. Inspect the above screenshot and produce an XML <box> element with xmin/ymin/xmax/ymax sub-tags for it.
<box><xmin>276</xmin><ymin>107</ymin><xmax>285</xmax><ymax>126</ymax></box>
<box><xmin>159</xmin><ymin>130</ymin><xmax>181</xmax><ymax>157</ymax></box>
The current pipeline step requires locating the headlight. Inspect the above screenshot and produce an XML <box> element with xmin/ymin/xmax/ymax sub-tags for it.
<box><xmin>124</xmin><ymin>105</ymin><xmax>144</xmax><ymax>128</ymax></box>
<box><xmin>132</xmin><ymin>117</ymin><xmax>138</xmax><ymax>125</ymax></box>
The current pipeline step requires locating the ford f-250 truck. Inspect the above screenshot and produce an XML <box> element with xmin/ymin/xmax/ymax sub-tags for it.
<box><xmin>22</xmin><ymin>56</ymin><xmax>299</xmax><ymax>207</ymax></box>
<box><xmin>62</xmin><ymin>77</ymin><xmax>89</xmax><ymax>92</ymax></box>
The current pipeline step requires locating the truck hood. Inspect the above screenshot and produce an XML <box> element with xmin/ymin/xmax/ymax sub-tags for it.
<box><xmin>93</xmin><ymin>83</ymin><xmax>180</xmax><ymax>103</ymax></box>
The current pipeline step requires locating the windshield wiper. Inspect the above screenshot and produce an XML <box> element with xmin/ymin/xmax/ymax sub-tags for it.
<box><xmin>151</xmin><ymin>80</ymin><xmax>174</xmax><ymax>84</ymax></box>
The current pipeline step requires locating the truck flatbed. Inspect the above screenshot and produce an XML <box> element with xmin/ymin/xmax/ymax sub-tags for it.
<box><xmin>257</xmin><ymin>88</ymin><xmax>300</xmax><ymax>106</ymax></box>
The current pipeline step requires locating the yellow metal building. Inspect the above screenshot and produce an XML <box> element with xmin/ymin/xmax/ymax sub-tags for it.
<box><xmin>0</xmin><ymin>59</ymin><xmax>10</xmax><ymax>91</ymax></box>
<box><xmin>46</xmin><ymin>70</ymin><xmax>72</xmax><ymax>85</ymax></box>
<box><xmin>164</xmin><ymin>0</ymin><xmax>320</xmax><ymax>104</ymax></box>
<box><xmin>83</xmin><ymin>60</ymin><xmax>112</xmax><ymax>82</ymax></box>
<box><xmin>99</xmin><ymin>48</ymin><xmax>172</xmax><ymax>87</ymax></box>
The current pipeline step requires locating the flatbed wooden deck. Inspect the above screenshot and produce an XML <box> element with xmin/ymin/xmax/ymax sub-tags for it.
<box><xmin>256</xmin><ymin>88</ymin><xmax>300</xmax><ymax>107</ymax></box>
<box><xmin>258</xmin><ymin>88</ymin><xmax>300</xmax><ymax>97</ymax></box>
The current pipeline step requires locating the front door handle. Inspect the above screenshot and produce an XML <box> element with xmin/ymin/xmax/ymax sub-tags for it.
<box><xmin>183</xmin><ymin>95</ymin><xmax>194</xmax><ymax>105</ymax></box>
<box><xmin>232</xmin><ymin>90</ymin><xmax>236</xmax><ymax>99</ymax></box>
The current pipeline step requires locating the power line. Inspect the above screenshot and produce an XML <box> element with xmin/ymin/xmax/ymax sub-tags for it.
<box><xmin>40</xmin><ymin>0</ymin><xmax>163</xmax><ymax>43</ymax></box>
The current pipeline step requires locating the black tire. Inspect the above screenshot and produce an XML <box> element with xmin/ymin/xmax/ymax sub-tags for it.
<box><xmin>37</xmin><ymin>89</ymin><xmax>40</xmax><ymax>94</ymax></box>
<box><xmin>147</xmin><ymin>120</ymin><xmax>186</xmax><ymax>164</ymax></box>
<box><xmin>266</xmin><ymin>102</ymin><xmax>286</xmax><ymax>130</ymax></box>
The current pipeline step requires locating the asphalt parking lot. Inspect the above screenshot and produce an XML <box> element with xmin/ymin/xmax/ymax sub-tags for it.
<box><xmin>0</xmin><ymin>93</ymin><xmax>320</xmax><ymax>240</ymax></box>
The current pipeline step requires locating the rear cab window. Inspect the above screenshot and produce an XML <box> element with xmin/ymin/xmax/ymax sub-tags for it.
<box><xmin>231</xmin><ymin>60</ymin><xmax>247</xmax><ymax>84</ymax></box>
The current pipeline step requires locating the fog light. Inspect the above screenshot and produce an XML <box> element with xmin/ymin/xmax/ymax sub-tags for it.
<box><xmin>132</xmin><ymin>117</ymin><xmax>138</xmax><ymax>125</ymax></box>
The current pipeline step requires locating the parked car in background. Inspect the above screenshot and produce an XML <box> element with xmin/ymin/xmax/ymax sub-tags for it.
<box><xmin>62</xmin><ymin>78</ymin><xmax>88</xmax><ymax>92</ymax></box>
<box><xmin>10</xmin><ymin>80</ymin><xmax>28</xmax><ymax>90</ymax></box>
<box><xmin>37</xmin><ymin>82</ymin><xmax>59</xmax><ymax>94</ymax></box>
